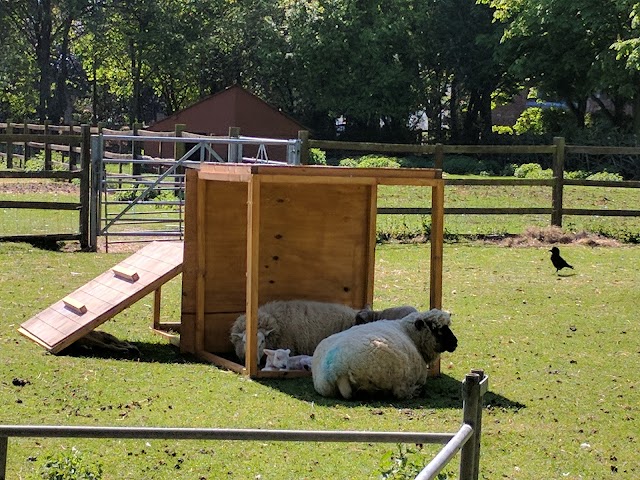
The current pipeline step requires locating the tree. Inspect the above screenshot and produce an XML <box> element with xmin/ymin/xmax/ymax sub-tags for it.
<box><xmin>485</xmin><ymin>0</ymin><xmax>640</xmax><ymax>132</ymax></box>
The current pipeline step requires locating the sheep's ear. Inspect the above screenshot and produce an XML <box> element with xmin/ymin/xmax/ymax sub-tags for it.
<box><xmin>263</xmin><ymin>329</ymin><xmax>274</xmax><ymax>337</ymax></box>
<box><xmin>263</xmin><ymin>349</ymin><xmax>275</xmax><ymax>356</ymax></box>
<box><xmin>231</xmin><ymin>333</ymin><xmax>244</xmax><ymax>340</ymax></box>
<box><xmin>285</xmin><ymin>349</ymin><xmax>291</xmax><ymax>355</ymax></box>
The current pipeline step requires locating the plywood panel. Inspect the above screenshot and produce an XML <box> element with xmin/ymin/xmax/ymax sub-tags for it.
<box><xmin>257</xmin><ymin>182</ymin><xmax>371</xmax><ymax>307</ymax></box>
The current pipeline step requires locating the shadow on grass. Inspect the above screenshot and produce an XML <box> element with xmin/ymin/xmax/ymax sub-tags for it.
<box><xmin>57</xmin><ymin>341</ymin><xmax>204</xmax><ymax>365</ymax></box>
<box><xmin>257</xmin><ymin>373</ymin><xmax>526</xmax><ymax>411</ymax></box>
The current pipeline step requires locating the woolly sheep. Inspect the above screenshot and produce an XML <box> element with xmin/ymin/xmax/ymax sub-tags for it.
<box><xmin>312</xmin><ymin>309</ymin><xmax>458</xmax><ymax>400</ymax></box>
<box><xmin>355</xmin><ymin>305</ymin><xmax>418</xmax><ymax>325</ymax></box>
<box><xmin>230</xmin><ymin>300</ymin><xmax>359</xmax><ymax>362</ymax></box>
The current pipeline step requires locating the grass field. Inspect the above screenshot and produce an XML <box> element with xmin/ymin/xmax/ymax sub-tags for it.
<box><xmin>1</xmin><ymin>240</ymin><xmax>639</xmax><ymax>479</ymax></box>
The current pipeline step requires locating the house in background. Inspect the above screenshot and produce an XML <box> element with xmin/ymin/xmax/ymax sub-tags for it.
<box><xmin>145</xmin><ymin>85</ymin><xmax>306</xmax><ymax>161</ymax></box>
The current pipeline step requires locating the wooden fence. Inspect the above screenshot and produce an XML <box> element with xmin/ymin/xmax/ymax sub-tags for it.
<box><xmin>0</xmin><ymin>122</ymin><xmax>92</xmax><ymax>248</ymax></box>
<box><xmin>2</xmin><ymin>122</ymin><xmax>640</xmax><ymax>249</ymax></box>
<box><xmin>300</xmin><ymin>133</ymin><xmax>640</xmax><ymax>227</ymax></box>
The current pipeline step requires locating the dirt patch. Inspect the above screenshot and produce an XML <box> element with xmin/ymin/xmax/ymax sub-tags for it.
<box><xmin>485</xmin><ymin>226</ymin><xmax>621</xmax><ymax>247</ymax></box>
<box><xmin>0</xmin><ymin>179</ymin><xmax>79</xmax><ymax>195</ymax></box>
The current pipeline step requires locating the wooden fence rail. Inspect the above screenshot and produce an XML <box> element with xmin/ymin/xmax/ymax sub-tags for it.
<box><xmin>301</xmin><ymin>133</ymin><xmax>640</xmax><ymax>227</ymax></box>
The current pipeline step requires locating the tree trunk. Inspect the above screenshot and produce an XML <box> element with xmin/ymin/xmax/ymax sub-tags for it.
<box><xmin>35</xmin><ymin>0</ymin><xmax>53</xmax><ymax>121</ymax></box>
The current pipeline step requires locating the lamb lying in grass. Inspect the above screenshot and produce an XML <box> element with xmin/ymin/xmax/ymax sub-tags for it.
<box><xmin>312</xmin><ymin>309</ymin><xmax>457</xmax><ymax>400</ymax></box>
<box><xmin>262</xmin><ymin>348</ymin><xmax>313</xmax><ymax>371</ymax></box>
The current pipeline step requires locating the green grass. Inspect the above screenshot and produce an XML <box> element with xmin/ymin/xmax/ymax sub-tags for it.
<box><xmin>1</xmin><ymin>241</ymin><xmax>639</xmax><ymax>479</ymax></box>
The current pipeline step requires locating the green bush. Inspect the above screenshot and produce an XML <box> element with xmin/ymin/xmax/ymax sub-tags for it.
<box><xmin>308</xmin><ymin>148</ymin><xmax>327</xmax><ymax>165</ymax></box>
<box><xmin>564</xmin><ymin>170</ymin><xmax>590</xmax><ymax>179</ymax></box>
<box><xmin>442</xmin><ymin>155</ymin><xmax>500</xmax><ymax>175</ymax></box>
<box><xmin>512</xmin><ymin>162</ymin><xmax>557</xmax><ymax>179</ymax></box>
<box><xmin>338</xmin><ymin>155</ymin><xmax>400</xmax><ymax>168</ymax></box>
<box><xmin>358</xmin><ymin>155</ymin><xmax>401</xmax><ymax>168</ymax></box>
<box><xmin>338</xmin><ymin>158</ymin><xmax>359</xmax><ymax>167</ymax></box>
<box><xmin>586</xmin><ymin>171</ymin><xmax>624</xmax><ymax>181</ymax></box>
<box><xmin>514</xmin><ymin>107</ymin><xmax>545</xmax><ymax>135</ymax></box>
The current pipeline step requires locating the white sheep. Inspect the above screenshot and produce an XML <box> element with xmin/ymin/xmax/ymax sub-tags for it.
<box><xmin>354</xmin><ymin>305</ymin><xmax>418</xmax><ymax>324</ymax></box>
<box><xmin>262</xmin><ymin>348</ymin><xmax>290</xmax><ymax>371</ymax></box>
<box><xmin>312</xmin><ymin>309</ymin><xmax>458</xmax><ymax>400</ymax></box>
<box><xmin>262</xmin><ymin>348</ymin><xmax>313</xmax><ymax>371</ymax></box>
<box><xmin>230</xmin><ymin>300</ymin><xmax>359</xmax><ymax>362</ymax></box>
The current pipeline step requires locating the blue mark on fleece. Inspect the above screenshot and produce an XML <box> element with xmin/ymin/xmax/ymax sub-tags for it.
<box><xmin>322</xmin><ymin>347</ymin><xmax>339</xmax><ymax>378</ymax></box>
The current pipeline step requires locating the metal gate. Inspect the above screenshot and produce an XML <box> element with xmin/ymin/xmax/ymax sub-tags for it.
<box><xmin>90</xmin><ymin>134</ymin><xmax>301</xmax><ymax>251</ymax></box>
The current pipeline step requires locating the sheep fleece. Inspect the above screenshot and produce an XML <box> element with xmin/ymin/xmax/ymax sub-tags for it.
<box><xmin>312</xmin><ymin>312</ymin><xmax>449</xmax><ymax>399</ymax></box>
<box><xmin>230</xmin><ymin>300</ymin><xmax>358</xmax><ymax>357</ymax></box>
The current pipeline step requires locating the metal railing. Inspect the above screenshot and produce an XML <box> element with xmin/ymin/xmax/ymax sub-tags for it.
<box><xmin>91</xmin><ymin>133</ymin><xmax>301</xmax><ymax>250</ymax></box>
<box><xmin>0</xmin><ymin>371</ymin><xmax>487</xmax><ymax>480</ymax></box>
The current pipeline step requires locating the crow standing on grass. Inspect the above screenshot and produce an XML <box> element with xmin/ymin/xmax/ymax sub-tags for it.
<box><xmin>549</xmin><ymin>246</ymin><xmax>573</xmax><ymax>273</ymax></box>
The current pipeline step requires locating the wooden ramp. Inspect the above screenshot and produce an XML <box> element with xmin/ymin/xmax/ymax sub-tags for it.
<box><xmin>19</xmin><ymin>241</ymin><xmax>183</xmax><ymax>353</ymax></box>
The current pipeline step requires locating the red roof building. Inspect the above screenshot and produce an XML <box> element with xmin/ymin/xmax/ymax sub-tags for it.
<box><xmin>146</xmin><ymin>85</ymin><xmax>305</xmax><ymax>160</ymax></box>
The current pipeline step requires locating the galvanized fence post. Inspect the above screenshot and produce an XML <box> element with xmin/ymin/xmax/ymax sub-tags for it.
<box><xmin>89</xmin><ymin>134</ymin><xmax>104</xmax><ymax>251</ymax></box>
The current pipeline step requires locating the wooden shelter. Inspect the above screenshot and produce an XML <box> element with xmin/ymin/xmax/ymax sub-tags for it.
<box><xmin>180</xmin><ymin>164</ymin><xmax>445</xmax><ymax>378</ymax></box>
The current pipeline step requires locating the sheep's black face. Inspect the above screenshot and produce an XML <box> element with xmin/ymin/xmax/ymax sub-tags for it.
<box><xmin>433</xmin><ymin>325</ymin><xmax>458</xmax><ymax>353</ymax></box>
<box><xmin>413</xmin><ymin>318</ymin><xmax>458</xmax><ymax>353</ymax></box>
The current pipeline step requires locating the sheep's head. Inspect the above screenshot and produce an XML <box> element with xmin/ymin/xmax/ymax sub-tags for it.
<box><xmin>409</xmin><ymin>309</ymin><xmax>458</xmax><ymax>362</ymax></box>
<box><xmin>264</xmin><ymin>348</ymin><xmax>291</xmax><ymax>370</ymax></box>
<box><xmin>231</xmin><ymin>330</ymin><xmax>272</xmax><ymax>364</ymax></box>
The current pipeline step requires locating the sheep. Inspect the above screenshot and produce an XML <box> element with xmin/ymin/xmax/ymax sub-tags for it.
<box><xmin>312</xmin><ymin>309</ymin><xmax>457</xmax><ymax>400</ymax></box>
<box><xmin>262</xmin><ymin>348</ymin><xmax>291</xmax><ymax>371</ymax></box>
<box><xmin>262</xmin><ymin>348</ymin><xmax>313</xmax><ymax>371</ymax></box>
<box><xmin>287</xmin><ymin>354</ymin><xmax>313</xmax><ymax>371</ymax></box>
<box><xmin>229</xmin><ymin>300</ymin><xmax>359</xmax><ymax>363</ymax></box>
<box><xmin>355</xmin><ymin>305</ymin><xmax>418</xmax><ymax>325</ymax></box>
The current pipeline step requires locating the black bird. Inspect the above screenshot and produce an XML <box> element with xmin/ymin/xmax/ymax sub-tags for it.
<box><xmin>549</xmin><ymin>246</ymin><xmax>573</xmax><ymax>273</ymax></box>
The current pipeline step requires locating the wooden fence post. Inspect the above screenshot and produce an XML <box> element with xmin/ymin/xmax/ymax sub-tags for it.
<box><xmin>298</xmin><ymin>130</ymin><xmax>309</xmax><ymax>165</ymax></box>
<box><xmin>174</xmin><ymin>123</ymin><xmax>186</xmax><ymax>160</ymax></box>
<box><xmin>68</xmin><ymin>121</ymin><xmax>77</xmax><ymax>170</ymax></box>
<box><xmin>6</xmin><ymin>120</ymin><xmax>13</xmax><ymax>169</ymax></box>
<box><xmin>132</xmin><ymin>122</ymin><xmax>142</xmax><ymax>176</ymax></box>
<box><xmin>434</xmin><ymin>143</ymin><xmax>444</xmax><ymax>170</ymax></box>
<box><xmin>44</xmin><ymin>121</ymin><xmax>52</xmax><ymax>170</ymax></box>
<box><xmin>23</xmin><ymin>119</ymin><xmax>29</xmax><ymax>167</ymax></box>
<box><xmin>228</xmin><ymin>126</ymin><xmax>241</xmax><ymax>162</ymax></box>
<box><xmin>173</xmin><ymin>123</ymin><xmax>186</xmax><ymax>197</ymax></box>
<box><xmin>552</xmin><ymin>137</ymin><xmax>565</xmax><ymax>227</ymax></box>
<box><xmin>459</xmin><ymin>370</ymin><xmax>485</xmax><ymax>480</ymax></box>
<box><xmin>79</xmin><ymin>124</ymin><xmax>91</xmax><ymax>250</ymax></box>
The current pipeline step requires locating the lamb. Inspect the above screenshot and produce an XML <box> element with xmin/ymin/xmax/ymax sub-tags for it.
<box><xmin>312</xmin><ymin>309</ymin><xmax>457</xmax><ymax>400</ymax></box>
<box><xmin>262</xmin><ymin>348</ymin><xmax>313</xmax><ymax>371</ymax></box>
<box><xmin>262</xmin><ymin>348</ymin><xmax>290</xmax><ymax>371</ymax></box>
<box><xmin>355</xmin><ymin>305</ymin><xmax>418</xmax><ymax>325</ymax></box>
<box><xmin>230</xmin><ymin>300</ymin><xmax>359</xmax><ymax>363</ymax></box>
